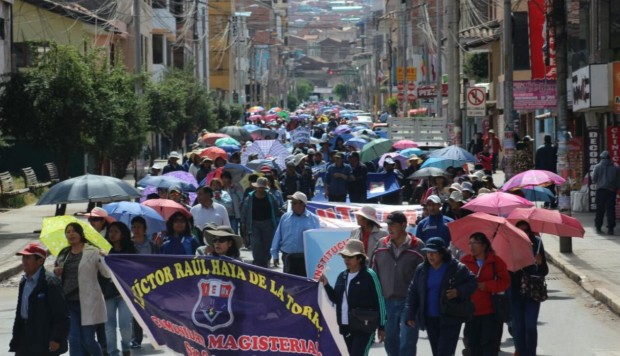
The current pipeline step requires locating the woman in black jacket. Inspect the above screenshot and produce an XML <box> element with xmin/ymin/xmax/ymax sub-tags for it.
<box><xmin>319</xmin><ymin>239</ymin><xmax>386</xmax><ymax>356</ymax></box>
<box><xmin>405</xmin><ymin>237</ymin><xmax>477</xmax><ymax>356</ymax></box>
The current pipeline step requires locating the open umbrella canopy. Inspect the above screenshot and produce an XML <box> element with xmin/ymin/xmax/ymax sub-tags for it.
<box><xmin>199</xmin><ymin>147</ymin><xmax>228</xmax><ymax>162</ymax></box>
<box><xmin>201</xmin><ymin>133</ymin><xmax>229</xmax><ymax>146</ymax></box>
<box><xmin>407</xmin><ymin>167</ymin><xmax>447</xmax><ymax>180</ymax></box>
<box><xmin>393</xmin><ymin>140</ymin><xmax>419</xmax><ymax>150</ymax></box>
<box><xmin>507</xmin><ymin>207</ymin><xmax>585</xmax><ymax>237</ymax></box>
<box><xmin>277</xmin><ymin>111</ymin><xmax>290</xmax><ymax>121</ymax></box>
<box><xmin>267</xmin><ymin>107</ymin><xmax>283</xmax><ymax>113</ymax></box>
<box><xmin>520</xmin><ymin>186</ymin><xmax>555</xmax><ymax>202</ymax></box>
<box><xmin>447</xmin><ymin>212</ymin><xmax>535</xmax><ymax>271</ymax></box>
<box><xmin>247</xmin><ymin>106</ymin><xmax>265</xmax><ymax>113</ymax></box>
<box><xmin>360</xmin><ymin>138</ymin><xmax>393</xmax><ymax>163</ymax></box>
<box><xmin>264</xmin><ymin>114</ymin><xmax>279</xmax><ymax>122</ymax></box>
<box><xmin>37</xmin><ymin>174</ymin><xmax>141</xmax><ymax>205</ymax></box>
<box><xmin>218</xmin><ymin>126</ymin><xmax>253</xmax><ymax>142</ymax></box>
<box><xmin>399</xmin><ymin>147</ymin><xmax>425</xmax><ymax>157</ymax></box>
<box><xmin>245</xmin><ymin>159</ymin><xmax>279</xmax><ymax>173</ymax></box>
<box><xmin>378</xmin><ymin>152</ymin><xmax>408</xmax><ymax>168</ymax></box>
<box><xmin>40</xmin><ymin>215</ymin><xmax>112</xmax><ymax>256</ymax></box>
<box><xmin>428</xmin><ymin>145</ymin><xmax>478</xmax><ymax>162</ymax></box>
<box><xmin>344</xmin><ymin>137</ymin><xmax>368</xmax><ymax>150</ymax></box>
<box><xmin>242</xmin><ymin>140</ymin><xmax>289</xmax><ymax>169</ymax></box>
<box><xmin>462</xmin><ymin>192</ymin><xmax>534</xmax><ymax>217</ymax></box>
<box><xmin>501</xmin><ymin>170</ymin><xmax>566</xmax><ymax>191</ymax></box>
<box><xmin>163</xmin><ymin>171</ymin><xmax>198</xmax><ymax>188</ymax></box>
<box><xmin>333</xmin><ymin>125</ymin><xmax>352</xmax><ymax>135</ymax></box>
<box><xmin>250</xmin><ymin>128</ymin><xmax>279</xmax><ymax>141</ymax></box>
<box><xmin>137</xmin><ymin>175</ymin><xmax>197</xmax><ymax>192</ymax></box>
<box><xmin>215</xmin><ymin>136</ymin><xmax>241</xmax><ymax>147</ymax></box>
<box><xmin>142</xmin><ymin>199</ymin><xmax>191</xmax><ymax>220</ymax></box>
<box><xmin>103</xmin><ymin>202</ymin><xmax>166</xmax><ymax>236</ymax></box>
<box><xmin>247</xmin><ymin>115</ymin><xmax>263</xmax><ymax>122</ymax></box>
<box><xmin>421</xmin><ymin>157</ymin><xmax>468</xmax><ymax>170</ymax></box>
<box><xmin>219</xmin><ymin>144</ymin><xmax>241</xmax><ymax>153</ymax></box>
<box><xmin>243</xmin><ymin>124</ymin><xmax>261</xmax><ymax>132</ymax></box>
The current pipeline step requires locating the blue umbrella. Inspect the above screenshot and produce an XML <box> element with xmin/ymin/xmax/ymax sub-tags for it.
<box><xmin>243</xmin><ymin>124</ymin><xmax>261</xmax><ymax>132</ymax></box>
<box><xmin>344</xmin><ymin>137</ymin><xmax>368</xmax><ymax>150</ymax></box>
<box><xmin>399</xmin><ymin>147</ymin><xmax>425</xmax><ymax>157</ymax></box>
<box><xmin>219</xmin><ymin>144</ymin><xmax>241</xmax><ymax>153</ymax></box>
<box><xmin>103</xmin><ymin>202</ymin><xmax>166</xmax><ymax>236</ymax></box>
<box><xmin>428</xmin><ymin>145</ymin><xmax>478</xmax><ymax>162</ymax></box>
<box><xmin>520</xmin><ymin>186</ymin><xmax>555</xmax><ymax>202</ymax></box>
<box><xmin>137</xmin><ymin>175</ymin><xmax>197</xmax><ymax>192</ymax></box>
<box><xmin>421</xmin><ymin>157</ymin><xmax>468</xmax><ymax>170</ymax></box>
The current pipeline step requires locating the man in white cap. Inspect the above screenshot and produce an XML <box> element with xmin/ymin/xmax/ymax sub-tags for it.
<box><xmin>271</xmin><ymin>192</ymin><xmax>321</xmax><ymax>276</ymax></box>
<box><xmin>163</xmin><ymin>151</ymin><xmax>185</xmax><ymax>174</ymax></box>
<box><xmin>10</xmin><ymin>242</ymin><xmax>69</xmax><ymax>355</ymax></box>
<box><xmin>414</xmin><ymin>195</ymin><xmax>453</xmax><ymax>245</ymax></box>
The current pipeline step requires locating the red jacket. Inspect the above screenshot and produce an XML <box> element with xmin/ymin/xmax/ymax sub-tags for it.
<box><xmin>460</xmin><ymin>252</ymin><xmax>511</xmax><ymax>316</ymax></box>
<box><xmin>477</xmin><ymin>152</ymin><xmax>493</xmax><ymax>171</ymax></box>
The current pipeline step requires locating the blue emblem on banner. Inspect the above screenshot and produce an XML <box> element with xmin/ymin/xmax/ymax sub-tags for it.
<box><xmin>192</xmin><ymin>279</ymin><xmax>235</xmax><ymax>331</ymax></box>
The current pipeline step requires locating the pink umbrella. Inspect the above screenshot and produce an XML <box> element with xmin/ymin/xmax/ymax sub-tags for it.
<box><xmin>264</xmin><ymin>114</ymin><xmax>279</xmax><ymax>122</ymax></box>
<box><xmin>462</xmin><ymin>192</ymin><xmax>534</xmax><ymax>217</ymax></box>
<box><xmin>392</xmin><ymin>140</ymin><xmax>419</xmax><ymax>150</ymax></box>
<box><xmin>447</xmin><ymin>212</ymin><xmax>535</xmax><ymax>271</ymax></box>
<box><xmin>506</xmin><ymin>207</ymin><xmax>585</xmax><ymax>237</ymax></box>
<box><xmin>142</xmin><ymin>199</ymin><xmax>191</xmax><ymax>220</ymax></box>
<box><xmin>378</xmin><ymin>152</ymin><xmax>408</xmax><ymax>169</ymax></box>
<box><xmin>248</xmin><ymin>115</ymin><xmax>263</xmax><ymax>122</ymax></box>
<box><xmin>201</xmin><ymin>133</ymin><xmax>229</xmax><ymax>146</ymax></box>
<box><xmin>501</xmin><ymin>170</ymin><xmax>566</xmax><ymax>191</ymax></box>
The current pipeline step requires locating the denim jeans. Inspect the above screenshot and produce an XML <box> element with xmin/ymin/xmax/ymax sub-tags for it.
<box><xmin>251</xmin><ymin>219</ymin><xmax>275</xmax><ymax>267</ymax></box>
<box><xmin>230</xmin><ymin>217</ymin><xmax>239</xmax><ymax>235</ymax></box>
<box><xmin>384</xmin><ymin>299</ymin><xmax>418</xmax><ymax>356</ymax></box>
<box><xmin>105</xmin><ymin>296</ymin><xmax>132</xmax><ymax>356</ymax></box>
<box><xmin>67</xmin><ymin>301</ymin><xmax>103</xmax><ymax>356</ymax></box>
<box><xmin>511</xmin><ymin>288</ymin><xmax>541</xmax><ymax>356</ymax></box>
<box><xmin>425</xmin><ymin>317</ymin><xmax>462</xmax><ymax>356</ymax></box>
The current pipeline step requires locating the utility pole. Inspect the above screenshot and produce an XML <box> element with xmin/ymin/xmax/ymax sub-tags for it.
<box><xmin>401</xmin><ymin>5</ymin><xmax>408</xmax><ymax>115</ymax></box>
<box><xmin>388</xmin><ymin>38</ymin><xmax>393</xmax><ymax>101</ymax></box>
<box><xmin>554</xmin><ymin>0</ymin><xmax>571</xmax><ymax>253</ymax></box>
<box><xmin>447</xmin><ymin>0</ymin><xmax>461</xmax><ymax>145</ymax></box>
<box><xmin>435</xmin><ymin>0</ymin><xmax>443</xmax><ymax>118</ymax></box>
<box><xmin>202</xmin><ymin>7</ymin><xmax>209</xmax><ymax>88</ymax></box>
<box><xmin>503</xmin><ymin>0</ymin><xmax>515</xmax><ymax>177</ymax></box>
<box><xmin>133</xmin><ymin>0</ymin><xmax>141</xmax><ymax>74</ymax></box>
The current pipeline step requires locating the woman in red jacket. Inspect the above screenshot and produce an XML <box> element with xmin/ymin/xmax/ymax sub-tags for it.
<box><xmin>461</xmin><ymin>232</ymin><xmax>511</xmax><ymax>356</ymax></box>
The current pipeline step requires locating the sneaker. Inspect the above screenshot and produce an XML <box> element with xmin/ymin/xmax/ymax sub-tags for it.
<box><xmin>130</xmin><ymin>341</ymin><xmax>142</xmax><ymax>349</ymax></box>
<box><xmin>596</xmin><ymin>228</ymin><xmax>604</xmax><ymax>234</ymax></box>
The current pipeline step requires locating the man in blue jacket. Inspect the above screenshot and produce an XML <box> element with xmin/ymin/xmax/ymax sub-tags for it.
<box><xmin>415</xmin><ymin>195</ymin><xmax>454</xmax><ymax>245</ymax></box>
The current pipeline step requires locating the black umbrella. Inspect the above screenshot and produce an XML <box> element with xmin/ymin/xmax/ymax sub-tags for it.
<box><xmin>37</xmin><ymin>174</ymin><xmax>142</xmax><ymax>205</ymax></box>
<box><xmin>407</xmin><ymin>167</ymin><xmax>447</xmax><ymax>180</ymax></box>
<box><xmin>218</xmin><ymin>126</ymin><xmax>253</xmax><ymax>142</ymax></box>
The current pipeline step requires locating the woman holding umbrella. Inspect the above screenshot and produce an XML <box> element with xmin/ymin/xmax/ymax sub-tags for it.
<box><xmin>160</xmin><ymin>212</ymin><xmax>199</xmax><ymax>255</ymax></box>
<box><xmin>511</xmin><ymin>221</ymin><xmax>549</xmax><ymax>356</ymax></box>
<box><xmin>103</xmin><ymin>222</ymin><xmax>136</xmax><ymax>356</ymax></box>
<box><xmin>54</xmin><ymin>223</ymin><xmax>111</xmax><ymax>356</ymax></box>
<box><xmin>460</xmin><ymin>232</ymin><xmax>511</xmax><ymax>356</ymax></box>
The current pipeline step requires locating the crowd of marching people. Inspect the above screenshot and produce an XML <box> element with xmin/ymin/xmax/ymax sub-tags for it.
<box><xmin>11</xmin><ymin>102</ymin><xmax>578</xmax><ymax>356</ymax></box>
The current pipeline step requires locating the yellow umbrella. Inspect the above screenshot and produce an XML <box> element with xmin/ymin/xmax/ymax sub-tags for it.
<box><xmin>40</xmin><ymin>215</ymin><xmax>112</xmax><ymax>256</ymax></box>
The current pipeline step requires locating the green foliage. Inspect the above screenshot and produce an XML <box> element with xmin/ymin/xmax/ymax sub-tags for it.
<box><xmin>230</xmin><ymin>105</ymin><xmax>244</xmax><ymax>125</ymax></box>
<box><xmin>296</xmin><ymin>79</ymin><xmax>314</xmax><ymax>101</ymax></box>
<box><xmin>332</xmin><ymin>83</ymin><xmax>354</xmax><ymax>100</ymax></box>
<box><xmin>386</xmin><ymin>97</ymin><xmax>398</xmax><ymax>115</ymax></box>
<box><xmin>287</xmin><ymin>94</ymin><xmax>299</xmax><ymax>111</ymax></box>
<box><xmin>463</xmin><ymin>53</ymin><xmax>489</xmax><ymax>82</ymax></box>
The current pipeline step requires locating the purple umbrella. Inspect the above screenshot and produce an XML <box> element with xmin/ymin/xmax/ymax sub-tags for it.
<box><xmin>163</xmin><ymin>171</ymin><xmax>198</xmax><ymax>188</ymax></box>
<box><xmin>333</xmin><ymin>125</ymin><xmax>352</xmax><ymax>135</ymax></box>
<box><xmin>139</xmin><ymin>186</ymin><xmax>197</xmax><ymax>205</ymax></box>
<box><xmin>242</xmin><ymin>140</ymin><xmax>290</xmax><ymax>169</ymax></box>
<box><xmin>378</xmin><ymin>152</ymin><xmax>408</xmax><ymax>169</ymax></box>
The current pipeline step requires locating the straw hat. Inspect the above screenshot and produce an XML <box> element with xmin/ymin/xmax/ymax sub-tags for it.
<box><xmin>353</xmin><ymin>205</ymin><xmax>381</xmax><ymax>226</ymax></box>
<box><xmin>339</xmin><ymin>239</ymin><xmax>367</xmax><ymax>258</ymax></box>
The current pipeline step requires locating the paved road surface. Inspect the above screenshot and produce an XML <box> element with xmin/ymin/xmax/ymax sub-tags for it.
<box><xmin>1</xmin><ymin>264</ymin><xmax>620</xmax><ymax>355</ymax></box>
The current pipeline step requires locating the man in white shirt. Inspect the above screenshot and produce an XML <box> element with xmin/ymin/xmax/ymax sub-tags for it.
<box><xmin>190</xmin><ymin>186</ymin><xmax>231</xmax><ymax>228</ymax></box>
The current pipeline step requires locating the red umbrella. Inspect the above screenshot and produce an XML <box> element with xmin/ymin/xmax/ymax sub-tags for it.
<box><xmin>198</xmin><ymin>147</ymin><xmax>227</xmax><ymax>162</ymax></box>
<box><xmin>201</xmin><ymin>133</ymin><xmax>229</xmax><ymax>146</ymax></box>
<box><xmin>506</xmin><ymin>207</ymin><xmax>585</xmax><ymax>237</ymax></box>
<box><xmin>248</xmin><ymin>115</ymin><xmax>263</xmax><ymax>122</ymax></box>
<box><xmin>392</xmin><ymin>139</ymin><xmax>419</xmax><ymax>150</ymax></box>
<box><xmin>142</xmin><ymin>199</ymin><xmax>191</xmax><ymax>220</ymax></box>
<box><xmin>462</xmin><ymin>192</ymin><xmax>534</xmax><ymax>217</ymax></box>
<box><xmin>264</xmin><ymin>114</ymin><xmax>279</xmax><ymax>122</ymax></box>
<box><xmin>448</xmin><ymin>212</ymin><xmax>535</xmax><ymax>271</ymax></box>
<box><xmin>501</xmin><ymin>169</ymin><xmax>566</xmax><ymax>191</ymax></box>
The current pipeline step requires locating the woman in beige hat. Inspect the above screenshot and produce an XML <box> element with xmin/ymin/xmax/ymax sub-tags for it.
<box><xmin>319</xmin><ymin>239</ymin><xmax>386</xmax><ymax>356</ymax></box>
<box><xmin>349</xmin><ymin>206</ymin><xmax>388</xmax><ymax>262</ymax></box>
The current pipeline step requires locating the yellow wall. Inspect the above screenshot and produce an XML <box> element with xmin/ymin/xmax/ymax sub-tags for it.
<box><xmin>208</xmin><ymin>0</ymin><xmax>232</xmax><ymax>91</ymax></box>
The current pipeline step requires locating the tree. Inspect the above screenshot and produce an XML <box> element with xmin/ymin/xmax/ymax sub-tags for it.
<box><xmin>0</xmin><ymin>43</ymin><xmax>98</xmax><ymax>178</ymax></box>
<box><xmin>386</xmin><ymin>97</ymin><xmax>398</xmax><ymax>116</ymax></box>
<box><xmin>332</xmin><ymin>83</ymin><xmax>354</xmax><ymax>101</ymax></box>
<box><xmin>463</xmin><ymin>53</ymin><xmax>489</xmax><ymax>82</ymax></box>
<box><xmin>287</xmin><ymin>94</ymin><xmax>299</xmax><ymax>111</ymax></box>
<box><xmin>296</xmin><ymin>79</ymin><xmax>314</xmax><ymax>102</ymax></box>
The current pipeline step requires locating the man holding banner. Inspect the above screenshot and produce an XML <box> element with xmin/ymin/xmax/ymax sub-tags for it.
<box><xmin>271</xmin><ymin>192</ymin><xmax>321</xmax><ymax>276</ymax></box>
<box><xmin>325</xmin><ymin>153</ymin><xmax>352</xmax><ymax>202</ymax></box>
<box><xmin>372</xmin><ymin>211</ymin><xmax>425</xmax><ymax>356</ymax></box>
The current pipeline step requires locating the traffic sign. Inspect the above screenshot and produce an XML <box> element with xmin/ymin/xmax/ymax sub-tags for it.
<box><xmin>407</xmin><ymin>93</ymin><xmax>416</xmax><ymax>102</ymax></box>
<box><xmin>466</xmin><ymin>87</ymin><xmax>486</xmax><ymax>117</ymax></box>
<box><xmin>397</xmin><ymin>67</ymin><xmax>405</xmax><ymax>81</ymax></box>
<box><xmin>406</xmin><ymin>68</ymin><xmax>417</xmax><ymax>81</ymax></box>
<box><xmin>397</xmin><ymin>93</ymin><xmax>404</xmax><ymax>101</ymax></box>
<box><xmin>408</xmin><ymin>82</ymin><xmax>416</xmax><ymax>91</ymax></box>
<box><xmin>397</xmin><ymin>82</ymin><xmax>404</xmax><ymax>91</ymax></box>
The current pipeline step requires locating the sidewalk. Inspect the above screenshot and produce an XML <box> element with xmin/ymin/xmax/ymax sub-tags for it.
<box><xmin>2</xmin><ymin>173</ymin><xmax>620</xmax><ymax>317</ymax></box>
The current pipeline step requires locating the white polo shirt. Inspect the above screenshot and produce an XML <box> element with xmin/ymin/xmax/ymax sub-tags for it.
<box><xmin>190</xmin><ymin>202</ymin><xmax>231</xmax><ymax>228</ymax></box>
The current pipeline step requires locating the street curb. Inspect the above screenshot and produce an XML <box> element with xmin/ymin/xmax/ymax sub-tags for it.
<box><xmin>0</xmin><ymin>262</ymin><xmax>22</xmax><ymax>282</ymax></box>
<box><xmin>545</xmin><ymin>250</ymin><xmax>620</xmax><ymax>316</ymax></box>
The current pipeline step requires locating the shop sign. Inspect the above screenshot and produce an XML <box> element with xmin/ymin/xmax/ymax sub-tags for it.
<box><xmin>571</xmin><ymin>64</ymin><xmax>609</xmax><ymax>111</ymax></box>
<box><xmin>612</xmin><ymin>62</ymin><xmax>620</xmax><ymax>114</ymax></box>
<box><xmin>513</xmin><ymin>81</ymin><xmax>556</xmax><ymax>110</ymax></box>
<box><xmin>417</xmin><ymin>84</ymin><xmax>448</xmax><ymax>98</ymax></box>
<box><xmin>587</xmin><ymin>126</ymin><xmax>600</xmax><ymax>211</ymax></box>
<box><xmin>607</xmin><ymin>126</ymin><xmax>620</xmax><ymax>218</ymax></box>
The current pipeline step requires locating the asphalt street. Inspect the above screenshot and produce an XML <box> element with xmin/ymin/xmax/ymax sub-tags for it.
<box><xmin>2</xmin><ymin>264</ymin><xmax>620</xmax><ymax>355</ymax></box>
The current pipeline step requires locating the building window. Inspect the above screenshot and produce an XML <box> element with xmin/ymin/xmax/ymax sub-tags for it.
<box><xmin>513</xmin><ymin>12</ymin><xmax>530</xmax><ymax>71</ymax></box>
<box><xmin>13</xmin><ymin>42</ymin><xmax>49</xmax><ymax>67</ymax></box>
<box><xmin>153</xmin><ymin>34</ymin><xmax>163</xmax><ymax>64</ymax></box>
<box><xmin>153</xmin><ymin>0</ymin><xmax>166</xmax><ymax>9</ymax></box>
<box><xmin>0</xmin><ymin>18</ymin><xmax>5</xmax><ymax>40</ymax></box>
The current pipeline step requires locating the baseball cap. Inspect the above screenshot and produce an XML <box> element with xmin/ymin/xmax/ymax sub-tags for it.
<box><xmin>448</xmin><ymin>190</ymin><xmax>463</xmax><ymax>203</ymax></box>
<box><xmin>168</xmin><ymin>185</ymin><xmax>182</xmax><ymax>194</ymax></box>
<box><xmin>426</xmin><ymin>195</ymin><xmax>442</xmax><ymax>205</ymax></box>
<box><xmin>386</xmin><ymin>211</ymin><xmax>407</xmax><ymax>224</ymax></box>
<box><xmin>384</xmin><ymin>157</ymin><xmax>395</xmax><ymax>165</ymax></box>
<box><xmin>16</xmin><ymin>242</ymin><xmax>47</xmax><ymax>259</ymax></box>
<box><xmin>307</xmin><ymin>148</ymin><xmax>316</xmax><ymax>155</ymax></box>
<box><xmin>421</xmin><ymin>237</ymin><xmax>447</xmax><ymax>253</ymax></box>
<box><xmin>287</xmin><ymin>191</ymin><xmax>308</xmax><ymax>205</ymax></box>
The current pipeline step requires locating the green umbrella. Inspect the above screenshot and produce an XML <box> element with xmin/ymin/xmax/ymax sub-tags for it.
<box><xmin>215</xmin><ymin>137</ymin><xmax>241</xmax><ymax>147</ymax></box>
<box><xmin>360</xmin><ymin>138</ymin><xmax>394</xmax><ymax>163</ymax></box>
<box><xmin>277</xmin><ymin>111</ymin><xmax>290</xmax><ymax>121</ymax></box>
